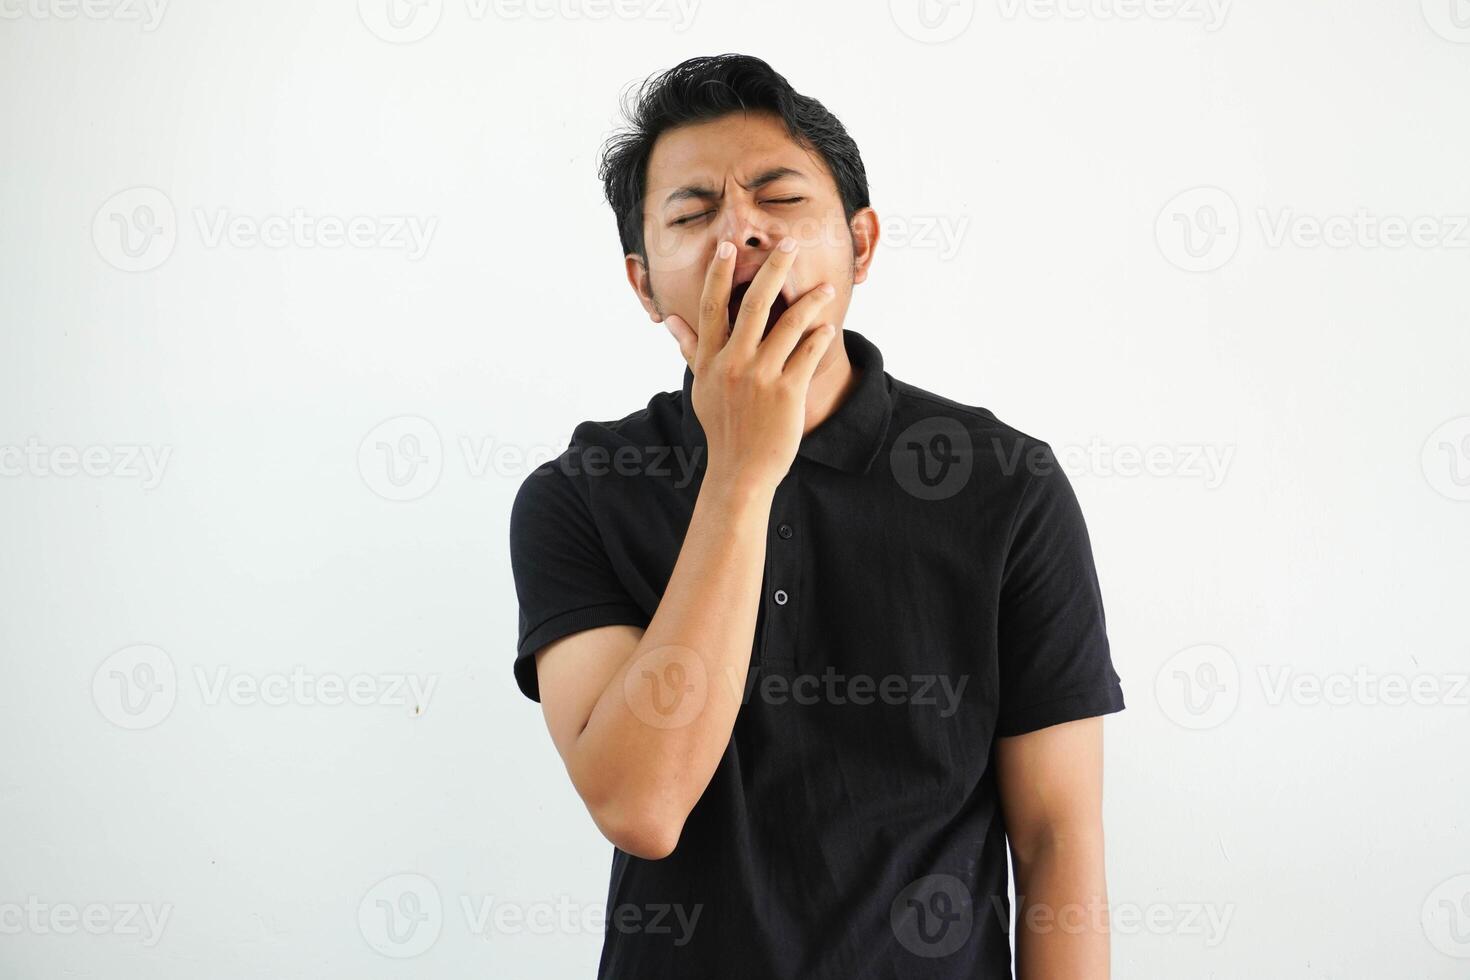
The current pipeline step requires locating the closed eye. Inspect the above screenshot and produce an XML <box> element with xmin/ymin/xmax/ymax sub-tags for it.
<box><xmin>671</xmin><ymin>197</ymin><xmax>807</xmax><ymax>227</ymax></box>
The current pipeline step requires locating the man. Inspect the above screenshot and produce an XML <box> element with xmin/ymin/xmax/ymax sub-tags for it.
<box><xmin>508</xmin><ymin>53</ymin><xmax>1125</xmax><ymax>979</ymax></box>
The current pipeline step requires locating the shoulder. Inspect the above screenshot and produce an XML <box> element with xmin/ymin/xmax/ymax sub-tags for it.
<box><xmin>887</xmin><ymin>374</ymin><xmax>1062</xmax><ymax>486</ymax></box>
<box><xmin>565</xmin><ymin>385</ymin><xmax>684</xmax><ymax>455</ymax></box>
<box><xmin>511</xmin><ymin>384</ymin><xmax>685</xmax><ymax>514</ymax></box>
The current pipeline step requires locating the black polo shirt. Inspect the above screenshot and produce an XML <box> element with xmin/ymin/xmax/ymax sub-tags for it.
<box><xmin>508</xmin><ymin>327</ymin><xmax>1125</xmax><ymax>979</ymax></box>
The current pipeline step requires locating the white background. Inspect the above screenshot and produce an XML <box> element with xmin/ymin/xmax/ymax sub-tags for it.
<box><xmin>3</xmin><ymin>0</ymin><xmax>1469</xmax><ymax>976</ymax></box>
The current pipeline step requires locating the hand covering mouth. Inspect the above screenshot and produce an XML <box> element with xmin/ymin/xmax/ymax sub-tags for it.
<box><xmin>727</xmin><ymin>280</ymin><xmax>792</xmax><ymax>340</ymax></box>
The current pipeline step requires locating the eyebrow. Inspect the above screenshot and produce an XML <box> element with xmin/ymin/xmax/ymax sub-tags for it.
<box><xmin>661</xmin><ymin>166</ymin><xmax>807</xmax><ymax>209</ymax></box>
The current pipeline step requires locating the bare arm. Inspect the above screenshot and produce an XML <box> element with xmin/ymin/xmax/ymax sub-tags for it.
<box><xmin>995</xmin><ymin>715</ymin><xmax>1111</xmax><ymax>978</ymax></box>
<box><xmin>531</xmin><ymin>236</ymin><xmax>838</xmax><ymax>860</ymax></box>
<box><xmin>534</xmin><ymin>475</ymin><xmax>772</xmax><ymax>860</ymax></box>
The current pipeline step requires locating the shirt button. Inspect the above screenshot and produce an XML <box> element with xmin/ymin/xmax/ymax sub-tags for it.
<box><xmin>773</xmin><ymin>589</ymin><xmax>788</xmax><ymax>605</ymax></box>
<box><xmin>777</xmin><ymin>523</ymin><xmax>793</xmax><ymax>539</ymax></box>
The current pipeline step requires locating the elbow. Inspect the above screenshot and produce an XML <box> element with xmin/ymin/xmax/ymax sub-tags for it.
<box><xmin>567</xmin><ymin>744</ymin><xmax>689</xmax><ymax>860</ymax></box>
<box><xmin>589</xmin><ymin>796</ymin><xmax>685</xmax><ymax>861</ymax></box>
<box><xmin>611</xmin><ymin>824</ymin><xmax>682</xmax><ymax>862</ymax></box>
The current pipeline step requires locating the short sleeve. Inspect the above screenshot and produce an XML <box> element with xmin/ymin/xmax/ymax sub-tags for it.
<box><xmin>994</xmin><ymin>443</ymin><xmax>1125</xmax><ymax>737</ymax></box>
<box><xmin>508</xmin><ymin>460</ymin><xmax>650</xmax><ymax>702</ymax></box>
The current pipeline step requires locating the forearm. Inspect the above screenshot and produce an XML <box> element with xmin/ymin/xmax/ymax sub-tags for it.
<box><xmin>1011</xmin><ymin>831</ymin><xmax>1111</xmax><ymax>979</ymax></box>
<box><xmin>569</xmin><ymin>470</ymin><xmax>773</xmax><ymax>852</ymax></box>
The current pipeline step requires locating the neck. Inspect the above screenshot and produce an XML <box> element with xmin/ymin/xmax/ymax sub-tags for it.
<box><xmin>801</xmin><ymin>329</ymin><xmax>858</xmax><ymax>437</ymax></box>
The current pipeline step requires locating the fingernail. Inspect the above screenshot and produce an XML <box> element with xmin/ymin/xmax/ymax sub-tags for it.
<box><xmin>778</xmin><ymin>237</ymin><xmax>796</xmax><ymax>252</ymax></box>
<box><xmin>717</xmin><ymin>241</ymin><xmax>734</xmax><ymax>259</ymax></box>
<box><xmin>819</xmin><ymin>283</ymin><xmax>836</xmax><ymax>297</ymax></box>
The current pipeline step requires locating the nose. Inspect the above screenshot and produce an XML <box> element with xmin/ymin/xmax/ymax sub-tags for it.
<box><xmin>714</xmin><ymin>197</ymin><xmax>776</xmax><ymax>252</ymax></box>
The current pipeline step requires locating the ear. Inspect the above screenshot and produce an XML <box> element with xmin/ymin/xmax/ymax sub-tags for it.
<box><xmin>848</xmin><ymin>208</ymin><xmax>880</xmax><ymax>286</ymax></box>
<box><xmin>624</xmin><ymin>253</ymin><xmax>664</xmax><ymax>322</ymax></box>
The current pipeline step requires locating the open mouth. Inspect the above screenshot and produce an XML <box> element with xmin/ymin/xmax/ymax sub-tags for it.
<box><xmin>727</xmin><ymin>280</ymin><xmax>792</xmax><ymax>340</ymax></box>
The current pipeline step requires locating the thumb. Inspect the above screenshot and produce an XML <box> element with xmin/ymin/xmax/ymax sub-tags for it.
<box><xmin>662</xmin><ymin>314</ymin><xmax>697</xmax><ymax>368</ymax></box>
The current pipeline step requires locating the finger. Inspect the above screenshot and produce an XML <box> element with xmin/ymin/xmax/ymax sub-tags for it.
<box><xmin>783</xmin><ymin>323</ymin><xmax>838</xmax><ymax>388</ymax></box>
<box><xmin>662</xmin><ymin>314</ymin><xmax>698</xmax><ymax>369</ymax></box>
<box><xmin>728</xmin><ymin>236</ymin><xmax>798</xmax><ymax>358</ymax></box>
<box><xmin>756</xmin><ymin>281</ymin><xmax>837</xmax><ymax>374</ymax></box>
<box><xmin>695</xmin><ymin>240</ymin><xmax>737</xmax><ymax>369</ymax></box>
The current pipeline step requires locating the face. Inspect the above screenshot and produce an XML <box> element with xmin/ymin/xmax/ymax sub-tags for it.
<box><xmin>627</xmin><ymin>110</ymin><xmax>878</xmax><ymax>345</ymax></box>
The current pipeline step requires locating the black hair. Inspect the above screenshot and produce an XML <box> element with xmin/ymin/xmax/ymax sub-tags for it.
<box><xmin>597</xmin><ymin>53</ymin><xmax>871</xmax><ymax>262</ymax></box>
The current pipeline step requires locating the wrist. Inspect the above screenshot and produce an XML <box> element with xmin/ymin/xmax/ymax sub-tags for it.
<box><xmin>699</xmin><ymin>468</ymin><xmax>777</xmax><ymax>512</ymax></box>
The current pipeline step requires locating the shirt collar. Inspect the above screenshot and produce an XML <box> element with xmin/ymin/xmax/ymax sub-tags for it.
<box><xmin>679</xmin><ymin>327</ymin><xmax>894</xmax><ymax>476</ymax></box>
